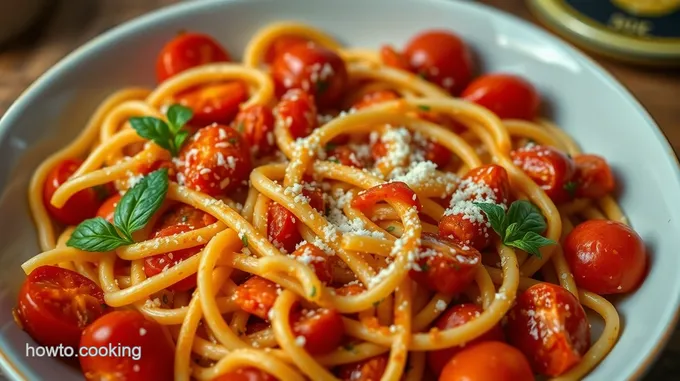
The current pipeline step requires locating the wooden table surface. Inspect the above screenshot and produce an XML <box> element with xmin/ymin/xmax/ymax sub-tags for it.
<box><xmin>0</xmin><ymin>0</ymin><xmax>678</xmax><ymax>379</ymax></box>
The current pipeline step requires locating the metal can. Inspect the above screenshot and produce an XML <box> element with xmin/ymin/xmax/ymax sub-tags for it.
<box><xmin>527</xmin><ymin>0</ymin><xmax>680</xmax><ymax>66</ymax></box>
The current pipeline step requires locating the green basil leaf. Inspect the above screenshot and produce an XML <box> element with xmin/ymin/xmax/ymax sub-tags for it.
<box><xmin>129</xmin><ymin>117</ymin><xmax>173</xmax><ymax>153</ymax></box>
<box><xmin>174</xmin><ymin>129</ymin><xmax>189</xmax><ymax>154</ymax></box>
<box><xmin>114</xmin><ymin>169</ymin><xmax>169</xmax><ymax>240</ymax></box>
<box><xmin>166</xmin><ymin>104</ymin><xmax>193</xmax><ymax>133</ymax></box>
<box><xmin>504</xmin><ymin>222</ymin><xmax>523</xmax><ymax>242</ymax></box>
<box><xmin>66</xmin><ymin>218</ymin><xmax>130</xmax><ymax>252</ymax></box>
<box><xmin>473</xmin><ymin>202</ymin><xmax>508</xmax><ymax>239</ymax></box>
<box><xmin>506</xmin><ymin>231</ymin><xmax>555</xmax><ymax>259</ymax></box>
<box><xmin>506</xmin><ymin>200</ymin><xmax>546</xmax><ymax>236</ymax></box>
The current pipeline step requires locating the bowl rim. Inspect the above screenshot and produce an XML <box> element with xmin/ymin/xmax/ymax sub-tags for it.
<box><xmin>1</xmin><ymin>0</ymin><xmax>679</xmax><ymax>380</ymax></box>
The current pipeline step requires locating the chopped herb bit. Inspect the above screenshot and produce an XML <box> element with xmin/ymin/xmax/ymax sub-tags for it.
<box><xmin>310</xmin><ymin>286</ymin><xmax>317</xmax><ymax>297</ymax></box>
<box><xmin>241</xmin><ymin>235</ymin><xmax>249</xmax><ymax>247</ymax></box>
<box><xmin>386</xmin><ymin>226</ymin><xmax>396</xmax><ymax>232</ymax></box>
<box><xmin>564</xmin><ymin>181</ymin><xmax>578</xmax><ymax>198</ymax></box>
<box><xmin>324</xmin><ymin>142</ymin><xmax>337</xmax><ymax>151</ymax></box>
<box><xmin>417</xmin><ymin>105</ymin><xmax>431</xmax><ymax>111</ymax></box>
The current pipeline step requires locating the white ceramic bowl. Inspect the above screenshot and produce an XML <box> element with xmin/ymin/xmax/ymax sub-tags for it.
<box><xmin>1</xmin><ymin>0</ymin><xmax>679</xmax><ymax>380</ymax></box>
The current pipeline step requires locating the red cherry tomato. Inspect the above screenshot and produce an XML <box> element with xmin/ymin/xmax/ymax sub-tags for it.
<box><xmin>462</xmin><ymin>73</ymin><xmax>540</xmax><ymax>120</ymax></box>
<box><xmin>380</xmin><ymin>45</ymin><xmax>411</xmax><ymax>71</ymax></box>
<box><xmin>511</xmin><ymin>145</ymin><xmax>576</xmax><ymax>204</ymax></box>
<box><xmin>136</xmin><ymin>159</ymin><xmax>178</xmax><ymax>182</ymax></box>
<box><xmin>213</xmin><ymin>368</ymin><xmax>277</xmax><ymax>381</ymax></box>
<box><xmin>439</xmin><ymin>341</ymin><xmax>535</xmax><ymax>381</ymax></box>
<box><xmin>291</xmin><ymin>308</ymin><xmax>345</xmax><ymax>355</ymax></box>
<box><xmin>232</xmin><ymin>105</ymin><xmax>276</xmax><ymax>156</ymax></box>
<box><xmin>352</xmin><ymin>90</ymin><xmax>400</xmax><ymax>110</ymax></box>
<box><xmin>264</xmin><ymin>35</ymin><xmax>309</xmax><ymax>64</ymax></box>
<box><xmin>234</xmin><ymin>276</ymin><xmax>280</xmax><ymax>320</ymax></box>
<box><xmin>402</xmin><ymin>30</ymin><xmax>474</xmax><ymax>94</ymax></box>
<box><xmin>409</xmin><ymin>234</ymin><xmax>481</xmax><ymax>295</ymax></box>
<box><xmin>43</xmin><ymin>159</ymin><xmax>103</xmax><ymax>225</ymax></box>
<box><xmin>80</xmin><ymin>310</ymin><xmax>174</xmax><ymax>381</ymax></box>
<box><xmin>351</xmin><ymin>182</ymin><xmax>421</xmax><ymax>212</ymax></box>
<box><xmin>335</xmin><ymin>283</ymin><xmax>365</xmax><ymax>296</ymax></box>
<box><xmin>427</xmin><ymin>303</ymin><xmax>505</xmax><ymax>376</ymax></box>
<box><xmin>156</xmin><ymin>32</ymin><xmax>230</xmax><ymax>83</ymax></box>
<box><xmin>507</xmin><ymin>283</ymin><xmax>590</xmax><ymax>376</ymax></box>
<box><xmin>337</xmin><ymin>354</ymin><xmax>388</xmax><ymax>381</ymax></box>
<box><xmin>178</xmin><ymin>124</ymin><xmax>252</xmax><ymax>195</ymax></box>
<box><xmin>96</xmin><ymin>194</ymin><xmax>122</xmax><ymax>223</ymax></box>
<box><xmin>154</xmin><ymin>204</ymin><xmax>217</xmax><ymax>231</ymax></box>
<box><xmin>177</xmin><ymin>81</ymin><xmax>249</xmax><ymax>127</ymax></box>
<box><xmin>143</xmin><ymin>225</ymin><xmax>202</xmax><ymax>291</ymax></box>
<box><xmin>15</xmin><ymin>266</ymin><xmax>106</xmax><ymax>348</ymax></box>
<box><xmin>271</xmin><ymin>43</ymin><xmax>348</xmax><ymax>107</ymax></box>
<box><xmin>275</xmin><ymin>89</ymin><xmax>318</xmax><ymax>139</ymax></box>
<box><xmin>327</xmin><ymin>146</ymin><xmax>365</xmax><ymax>168</ymax></box>
<box><xmin>370</xmin><ymin>131</ymin><xmax>450</xmax><ymax>169</ymax></box>
<box><xmin>267</xmin><ymin>186</ymin><xmax>324</xmax><ymax>253</ymax></box>
<box><xmin>573</xmin><ymin>154</ymin><xmax>616</xmax><ymax>199</ymax></box>
<box><xmin>563</xmin><ymin>220</ymin><xmax>646</xmax><ymax>294</ymax></box>
<box><xmin>291</xmin><ymin>243</ymin><xmax>333</xmax><ymax>283</ymax></box>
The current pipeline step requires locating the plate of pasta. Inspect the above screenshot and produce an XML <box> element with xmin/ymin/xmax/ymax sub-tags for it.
<box><xmin>1</xmin><ymin>0</ymin><xmax>679</xmax><ymax>380</ymax></box>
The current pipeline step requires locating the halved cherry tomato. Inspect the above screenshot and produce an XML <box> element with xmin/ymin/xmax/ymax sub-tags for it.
<box><xmin>352</xmin><ymin>90</ymin><xmax>400</xmax><ymax>110</ymax></box>
<box><xmin>80</xmin><ymin>310</ymin><xmax>174</xmax><ymax>381</ymax></box>
<box><xmin>291</xmin><ymin>308</ymin><xmax>345</xmax><ymax>355</ymax></box>
<box><xmin>265</xmin><ymin>35</ymin><xmax>309</xmax><ymax>64</ymax></box>
<box><xmin>427</xmin><ymin>303</ymin><xmax>505</xmax><ymax>376</ymax></box>
<box><xmin>507</xmin><ymin>283</ymin><xmax>590</xmax><ymax>376</ymax></box>
<box><xmin>271</xmin><ymin>43</ymin><xmax>348</xmax><ymax>107</ymax></box>
<box><xmin>154</xmin><ymin>204</ymin><xmax>217</xmax><ymax>231</ymax></box>
<box><xmin>291</xmin><ymin>243</ymin><xmax>333</xmax><ymax>283</ymax></box>
<box><xmin>511</xmin><ymin>145</ymin><xmax>576</xmax><ymax>204</ymax></box>
<box><xmin>351</xmin><ymin>182</ymin><xmax>421</xmax><ymax>212</ymax></box>
<box><xmin>337</xmin><ymin>354</ymin><xmax>389</xmax><ymax>381</ymax></box>
<box><xmin>409</xmin><ymin>234</ymin><xmax>481</xmax><ymax>294</ymax></box>
<box><xmin>380</xmin><ymin>45</ymin><xmax>411</xmax><ymax>71</ymax></box>
<box><xmin>143</xmin><ymin>225</ymin><xmax>202</xmax><ymax>291</ymax></box>
<box><xmin>573</xmin><ymin>154</ymin><xmax>615</xmax><ymax>199</ymax></box>
<box><xmin>327</xmin><ymin>146</ymin><xmax>365</xmax><ymax>168</ymax></box>
<box><xmin>439</xmin><ymin>341</ymin><xmax>535</xmax><ymax>381</ymax></box>
<box><xmin>438</xmin><ymin>164</ymin><xmax>511</xmax><ymax>250</ymax></box>
<box><xmin>402</xmin><ymin>30</ymin><xmax>474</xmax><ymax>94</ymax></box>
<box><xmin>213</xmin><ymin>368</ymin><xmax>277</xmax><ymax>381</ymax></box>
<box><xmin>275</xmin><ymin>89</ymin><xmax>318</xmax><ymax>139</ymax></box>
<box><xmin>232</xmin><ymin>105</ymin><xmax>276</xmax><ymax>156</ymax></box>
<box><xmin>234</xmin><ymin>276</ymin><xmax>280</xmax><ymax>320</ymax></box>
<box><xmin>370</xmin><ymin>130</ymin><xmax>451</xmax><ymax>169</ymax></box>
<box><xmin>177</xmin><ymin>81</ymin><xmax>249</xmax><ymax>127</ymax></box>
<box><xmin>15</xmin><ymin>266</ymin><xmax>106</xmax><ymax>348</ymax></box>
<box><xmin>178</xmin><ymin>124</ymin><xmax>252</xmax><ymax>195</ymax></box>
<box><xmin>563</xmin><ymin>220</ymin><xmax>646</xmax><ymax>294</ymax></box>
<box><xmin>462</xmin><ymin>73</ymin><xmax>540</xmax><ymax>120</ymax></box>
<box><xmin>96</xmin><ymin>194</ymin><xmax>122</xmax><ymax>223</ymax></box>
<box><xmin>156</xmin><ymin>32</ymin><xmax>230</xmax><ymax>83</ymax></box>
<box><xmin>43</xmin><ymin>159</ymin><xmax>103</xmax><ymax>225</ymax></box>
<box><xmin>267</xmin><ymin>186</ymin><xmax>324</xmax><ymax>253</ymax></box>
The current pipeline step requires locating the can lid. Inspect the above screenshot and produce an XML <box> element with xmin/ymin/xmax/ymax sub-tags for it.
<box><xmin>528</xmin><ymin>0</ymin><xmax>680</xmax><ymax>65</ymax></box>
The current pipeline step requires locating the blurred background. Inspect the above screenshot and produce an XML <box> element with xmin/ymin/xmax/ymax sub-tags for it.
<box><xmin>0</xmin><ymin>0</ymin><xmax>678</xmax><ymax>379</ymax></box>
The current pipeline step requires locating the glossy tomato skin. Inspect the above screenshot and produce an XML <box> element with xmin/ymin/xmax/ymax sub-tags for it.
<box><xmin>291</xmin><ymin>243</ymin><xmax>333</xmax><ymax>283</ymax></box>
<box><xmin>234</xmin><ymin>276</ymin><xmax>280</xmax><ymax>320</ymax></box>
<box><xmin>232</xmin><ymin>105</ymin><xmax>276</xmax><ymax>156</ymax></box>
<box><xmin>267</xmin><ymin>186</ymin><xmax>324</xmax><ymax>253</ymax></box>
<box><xmin>265</xmin><ymin>35</ymin><xmax>309</xmax><ymax>64</ymax></box>
<box><xmin>213</xmin><ymin>368</ymin><xmax>277</xmax><ymax>381</ymax></box>
<box><xmin>178</xmin><ymin>124</ymin><xmax>252</xmax><ymax>195</ymax></box>
<box><xmin>291</xmin><ymin>308</ymin><xmax>345</xmax><ymax>355</ymax></box>
<box><xmin>402</xmin><ymin>30</ymin><xmax>474</xmax><ymax>94</ymax></box>
<box><xmin>154</xmin><ymin>203</ymin><xmax>217</xmax><ymax>231</ymax></box>
<box><xmin>80</xmin><ymin>310</ymin><xmax>174</xmax><ymax>381</ymax></box>
<box><xmin>409</xmin><ymin>234</ymin><xmax>481</xmax><ymax>295</ymax></box>
<box><xmin>507</xmin><ymin>283</ymin><xmax>590</xmax><ymax>377</ymax></box>
<box><xmin>156</xmin><ymin>32</ymin><xmax>230</xmax><ymax>82</ymax></box>
<box><xmin>462</xmin><ymin>164</ymin><xmax>512</xmax><ymax>204</ymax></box>
<box><xmin>380</xmin><ymin>45</ymin><xmax>411</xmax><ymax>71</ymax></box>
<box><xmin>352</xmin><ymin>90</ymin><xmax>400</xmax><ymax>110</ymax></box>
<box><xmin>271</xmin><ymin>43</ymin><xmax>348</xmax><ymax>107</ymax></box>
<box><xmin>336</xmin><ymin>354</ymin><xmax>389</xmax><ymax>381</ymax></box>
<box><xmin>563</xmin><ymin>220</ymin><xmax>646</xmax><ymax>294</ymax></box>
<box><xmin>511</xmin><ymin>145</ymin><xmax>576</xmax><ymax>204</ymax></box>
<box><xmin>439</xmin><ymin>341</ymin><xmax>535</xmax><ymax>381</ymax></box>
<box><xmin>427</xmin><ymin>304</ymin><xmax>505</xmax><ymax>376</ymax></box>
<box><xmin>351</xmin><ymin>182</ymin><xmax>422</xmax><ymax>212</ymax></box>
<box><xmin>275</xmin><ymin>89</ymin><xmax>318</xmax><ymax>139</ymax></box>
<box><xmin>573</xmin><ymin>154</ymin><xmax>616</xmax><ymax>199</ymax></box>
<box><xmin>462</xmin><ymin>73</ymin><xmax>540</xmax><ymax>120</ymax></box>
<box><xmin>15</xmin><ymin>266</ymin><xmax>106</xmax><ymax>348</ymax></box>
<box><xmin>143</xmin><ymin>225</ymin><xmax>203</xmax><ymax>291</ymax></box>
<box><xmin>96</xmin><ymin>194</ymin><xmax>122</xmax><ymax>223</ymax></box>
<box><xmin>177</xmin><ymin>81</ymin><xmax>249</xmax><ymax>127</ymax></box>
<box><xmin>43</xmin><ymin>159</ymin><xmax>102</xmax><ymax>226</ymax></box>
<box><xmin>327</xmin><ymin>146</ymin><xmax>365</xmax><ymax>168</ymax></box>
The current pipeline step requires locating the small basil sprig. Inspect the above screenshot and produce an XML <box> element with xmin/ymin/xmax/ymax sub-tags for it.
<box><xmin>66</xmin><ymin>169</ymin><xmax>169</xmax><ymax>251</ymax></box>
<box><xmin>474</xmin><ymin>200</ymin><xmax>555</xmax><ymax>258</ymax></box>
<box><xmin>129</xmin><ymin>104</ymin><xmax>193</xmax><ymax>157</ymax></box>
